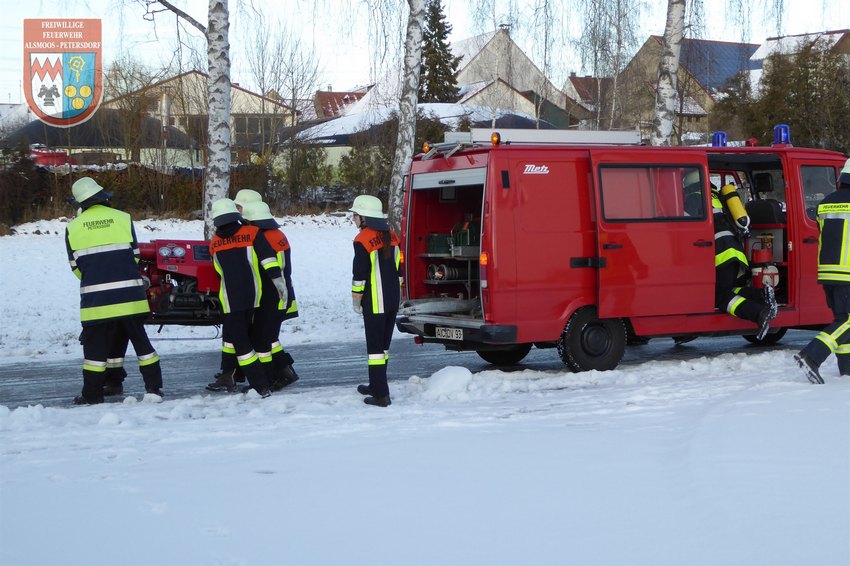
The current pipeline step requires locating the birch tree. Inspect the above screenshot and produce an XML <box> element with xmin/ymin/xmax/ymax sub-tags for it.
<box><xmin>387</xmin><ymin>0</ymin><xmax>425</xmax><ymax>230</ymax></box>
<box><xmin>144</xmin><ymin>0</ymin><xmax>231</xmax><ymax>238</ymax></box>
<box><xmin>649</xmin><ymin>0</ymin><xmax>685</xmax><ymax>146</ymax></box>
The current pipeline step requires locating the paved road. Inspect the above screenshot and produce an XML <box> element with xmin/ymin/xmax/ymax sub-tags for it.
<box><xmin>0</xmin><ymin>330</ymin><xmax>815</xmax><ymax>409</ymax></box>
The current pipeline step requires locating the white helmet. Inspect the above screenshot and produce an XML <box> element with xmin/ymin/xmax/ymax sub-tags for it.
<box><xmin>234</xmin><ymin>189</ymin><xmax>263</xmax><ymax>208</ymax></box>
<box><xmin>72</xmin><ymin>177</ymin><xmax>109</xmax><ymax>203</ymax></box>
<box><xmin>241</xmin><ymin>200</ymin><xmax>274</xmax><ymax>221</ymax></box>
<box><xmin>349</xmin><ymin>195</ymin><xmax>386</xmax><ymax>219</ymax></box>
<box><xmin>211</xmin><ymin>198</ymin><xmax>241</xmax><ymax>227</ymax></box>
<box><xmin>840</xmin><ymin>158</ymin><xmax>850</xmax><ymax>187</ymax></box>
<box><xmin>683</xmin><ymin>170</ymin><xmax>701</xmax><ymax>189</ymax></box>
<box><xmin>241</xmin><ymin>200</ymin><xmax>279</xmax><ymax>228</ymax></box>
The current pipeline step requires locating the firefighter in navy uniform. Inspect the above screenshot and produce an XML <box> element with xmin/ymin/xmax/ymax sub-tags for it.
<box><xmin>210</xmin><ymin>188</ymin><xmax>264</xmax><ymax>386</ymax></box>
<box><xmin>206</xmin><ymin>199</ymin><xmax>287</xmax><ymax>396</ymax></box>
<box><xmin>685</xmin><ymin>172</ymin><xmax>778</xmax><ymax>339</ymax></box>
<box><xmin>350</xmin><ymin>195</ymin><xmax>403</xmax><ymax>407</ymax></box>
<box><xmin>65</xmin><ymin>177</ymin><xmax>163</xmax><ymax>404</ymax></box>
<box><xmin>240</xmin><ymin>200</ymin><xmax>300</xmax><ymax>391</ymax></box>
<box><xmin>795</xmin><ymin>158</ymin><xmax>850</xmax><ymax>384</ymax></box>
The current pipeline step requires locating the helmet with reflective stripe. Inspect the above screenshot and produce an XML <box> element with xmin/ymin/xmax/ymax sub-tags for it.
<box><xmin>349</xmin><ymin>195</ymin><xmax>386</xmax><ymax>219</ymax></box>
<box><xmin>211</xmin><ymin>198</ymin><xmax>241</xmax><ymax>227</ymax></box>
<box><xmin>72</xmin><ymin>177</ymin><xmax>109</xmax><ymax>203</ymax></box>
<box><xmin>234</xmin><ymin>189</ymin><xmax>262</xmax><ymax>208</ymax></box>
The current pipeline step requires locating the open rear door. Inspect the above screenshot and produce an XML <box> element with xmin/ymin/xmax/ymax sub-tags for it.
<box><xmin>590</xmin><ymin>150</ymin><xmax>716</xmax><ymax>318</ymax></box>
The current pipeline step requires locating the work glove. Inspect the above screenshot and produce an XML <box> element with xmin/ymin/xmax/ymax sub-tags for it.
<box><xmin>272</xmin><ymin>277</ymin><xmax>288</xmax><ymax>306</ymax></box>
<box><xmin>352</xmin><ymin>293</ymin><xmax>363</xmax><ymax>314</ymax></box>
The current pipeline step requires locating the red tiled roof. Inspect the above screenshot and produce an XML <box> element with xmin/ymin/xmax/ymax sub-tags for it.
<box><xmin>314</xmin><ymin>90</ymin><xmax>367</xmax><ymax>119</ymax></box>
<box><xmin>568</xmin><ymin>75</ymin><xmax>612</xmax><ymax>104</ymax></box>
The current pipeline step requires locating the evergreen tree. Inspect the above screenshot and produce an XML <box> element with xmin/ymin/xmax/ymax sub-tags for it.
<box><xmin>710</xmin><ymin>38</ymin><xmax>850</xmax><ymax>153</ymax></box>
<box><xmin>418</xmin><ymin>0</ymin><xmax>462</xmax><ymax>103</ymax></box>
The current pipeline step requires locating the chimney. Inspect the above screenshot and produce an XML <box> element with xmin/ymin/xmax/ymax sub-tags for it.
<box><xmin>328</xmin><ymin>84</ymin><xmax>333</xmax><ymax>92</ymax></box>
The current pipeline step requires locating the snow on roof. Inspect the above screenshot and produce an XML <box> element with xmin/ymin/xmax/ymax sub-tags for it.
<box><xmin>299</xmin><ymin>101</ymin><xmax>540</xmax><ymax>142</ymax></box>
<box><xmin>450</xmin><ymin>31</ymin><xmax>498</xmax><ymax>71</ymax></box>
<box><xmin>751</xmin><ymin>29</ymin><xmax>849</xmax><ymax>61</ymax></box>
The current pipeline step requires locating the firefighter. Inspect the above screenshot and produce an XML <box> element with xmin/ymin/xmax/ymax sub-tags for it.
<box><xmin>210</xmin><ymin>188</ymin><xmax>265</xmax><ymax>384</ymax></box>
<box><xmin>795</xmin><ymin>158</ymin><xmax>850</xmax><ymax>384</ymax></box>
<box><xmin>64</xmin><ymin>177</ymin><xmax>163</xmax><ymax>404</ymax></box>
<box><xmin>350</xmin><ymin>195</ymin><xmax>403</xmax><ymax>407</ymax></box>
<box><xmin>240</xmin><ymin>200</ymin><xmax>300</xmax><ymax>391</ymax></box>
<box><xmin>710</xmin><ymin>182</ymin><xmax>777</xmax><ymax>338</ymax></box>
<box><xmin>206</xmin><ymin>198</ymin><xmax>287</xmax><ymax>397</ymax></box>
<box><xmin>683</xmin><ymin>172</ymin><xmax>777</xmax><ymax>340</ymax></box>
<box><xmin>213</xmin><ymin>189</ymin><xmax>263</xmax><ymax>382</ymax></box>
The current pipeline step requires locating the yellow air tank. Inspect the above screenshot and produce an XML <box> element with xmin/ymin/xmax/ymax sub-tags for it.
<box><xmin>721</xmin><ymin>183</ymin><xmax>750</xmax><ymax>235</ymax></box>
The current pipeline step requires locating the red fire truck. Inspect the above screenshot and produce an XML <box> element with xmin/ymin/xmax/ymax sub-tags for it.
<box><xmin>396</xmin><ymin>126</ymin><xmax>847</xmax><ymax>371</ymax></box>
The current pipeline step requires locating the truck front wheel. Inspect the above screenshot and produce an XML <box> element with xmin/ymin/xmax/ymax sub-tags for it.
<box><xmin>476</xmin><ymin>344</ymin><xmax>532</xmax><ymax>366</ymax></box>
<box><xmin>557</xmin><ymin>307</ymin><xmax>626</xmax><ymax>372</ymax></box>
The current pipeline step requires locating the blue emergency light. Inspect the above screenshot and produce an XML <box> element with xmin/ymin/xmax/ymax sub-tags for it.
<box><xmin>711</xmin><ymin>131</ymin><xmax>727</xmax><ymax>147</ymax></box>
<box><xmin>773</xmin><ymin>124</ymin><xmax>792</xmax><ymax>146</ymax></box>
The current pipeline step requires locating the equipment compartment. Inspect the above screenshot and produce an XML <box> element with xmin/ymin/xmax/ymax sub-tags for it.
<box><xmin>404</xmin><ymin>169</ymin><xmax>485</xmax><ymax>304</ymax></box>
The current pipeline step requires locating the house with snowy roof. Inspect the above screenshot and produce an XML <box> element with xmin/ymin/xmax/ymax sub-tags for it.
<box><xmin>748</xmin><ymin>29</ymin><xmax>850</xmax><ymax>94</ymax></box>
<box><xmin>313</xmin><ymin>86</ymin><xmax>372</xmax><ymax>119</ymax></box>
<box><xmin>451</xmin><ymin>29</ymin><xmax>589</xmax><ymax>128</ymax></box>
<box><xmin>617</xmin><ymin>36</ymin><xmax>760</xmax><ymax>143</ymax></box>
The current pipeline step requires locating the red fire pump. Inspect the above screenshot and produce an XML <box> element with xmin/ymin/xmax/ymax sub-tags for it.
<box><xmin>138</xmin><ymin>240</ymin><xmax>222</xmax><ymax>326</ymax></box>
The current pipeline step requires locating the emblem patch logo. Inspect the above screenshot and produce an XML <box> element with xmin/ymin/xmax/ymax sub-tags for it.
<box><xmin>23</xmin><ymin>19</ymin><xmax>102</xmax><ymax>128</ymax></box>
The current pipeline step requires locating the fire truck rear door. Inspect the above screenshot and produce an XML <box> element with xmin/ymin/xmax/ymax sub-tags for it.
<box><xmin>590</xmin><ymin>150</ymin><xmax>716</xmax><ymax>318</ymax></box>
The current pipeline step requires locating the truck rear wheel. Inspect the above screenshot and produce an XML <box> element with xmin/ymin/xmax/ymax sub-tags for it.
<box><xmin>743</xmin><ymin>327</ymin><xmax>787</xmax><ymax>346</ymax></box>
<box><xmin>476</xmin><ymin>344</ymin><xmax>532</xmax><ymax>366</ymax></box>
<box><xmin>557</xmin><ymin>307</ymin><xmax>626</xmax><ymax>372</ymax></box>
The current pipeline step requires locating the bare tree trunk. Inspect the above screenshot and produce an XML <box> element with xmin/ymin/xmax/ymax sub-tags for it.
<box><xmin>650</xmin><ymin>0</ymin><xmax>685</xmax><ymax>146</ymax></box>
<box><xmin>387</xmin><ymin>0</ymin><xmax>425</xmax><ymax>232</ymax></box>
<box><xmin>204</xmin><ymin>0</ymin><xmax>232</xmax><ymax>238</ymax></box>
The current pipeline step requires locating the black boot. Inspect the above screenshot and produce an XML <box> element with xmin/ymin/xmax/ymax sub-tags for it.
<box><xmin>73</xmin><ymin>394</ymin><xmax>103</xmax><ymax>405</ymax></box>
<box><xmin>357</xmin><ymin>384</ymin><xmax>372</xmax><ymax>396</ymax></box>
<box><xmin>364</xmin><ymin>395</ymin><xmax>391</xmax><ymax>407</ymax></box>
<box><xmin>103</xmin><ymin>380</ymin><xmax>124</xmax><ymax>396</ymax></box>
<box><xmin>794</xmin><ymin>353</ymin><xmax>824</xmax><ymax>384</ymax></box>
<box><xmin>207</xmin><ymin>369</ymin><xmax>237</xmax><ymax>392</ymax></box>
<box><xmin>270</xmin><ymin>365</ymin><xmax>299</xmax><ymax>391</ymax></box>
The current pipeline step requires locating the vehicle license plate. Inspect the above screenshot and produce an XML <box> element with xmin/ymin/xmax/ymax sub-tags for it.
<box><xmin>435</xmin><ymin>326</ymin><xmax>463</xmax><ymax>340</ymax></box>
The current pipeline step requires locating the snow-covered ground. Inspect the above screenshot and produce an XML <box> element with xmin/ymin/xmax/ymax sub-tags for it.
<box><xmin>1</xmin><ymin>216</ymin><xmax>849</xmax><ymax>566</ymax></box>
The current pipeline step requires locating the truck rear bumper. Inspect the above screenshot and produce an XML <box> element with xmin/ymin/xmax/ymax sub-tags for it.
<box><xmin>396</xmin><ymin>314</ymin><xmax>517</xmax><ymax>345</ymax></box>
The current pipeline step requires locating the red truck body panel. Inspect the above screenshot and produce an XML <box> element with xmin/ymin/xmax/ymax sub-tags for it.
<box><xmin>398</xmin><ymin>132</ymin><xmax>845</xmax><ymax>370</ymax></box>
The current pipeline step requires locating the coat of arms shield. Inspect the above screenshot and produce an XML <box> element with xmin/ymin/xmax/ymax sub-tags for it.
<box><xmin>23</xmin><ymin>19</ymin><xmax>102</xmax><ymax>128</ymax></box>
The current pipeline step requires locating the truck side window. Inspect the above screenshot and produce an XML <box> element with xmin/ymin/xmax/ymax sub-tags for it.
<box><xmin>801</xmin><ymin>166</ymin><xmax>837</xmax><ymax>220</ymax></box>
<box><xmin>599</xmin><ymin>165</ymin><xmax>703</xmax><ymax>221</ymax></box>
